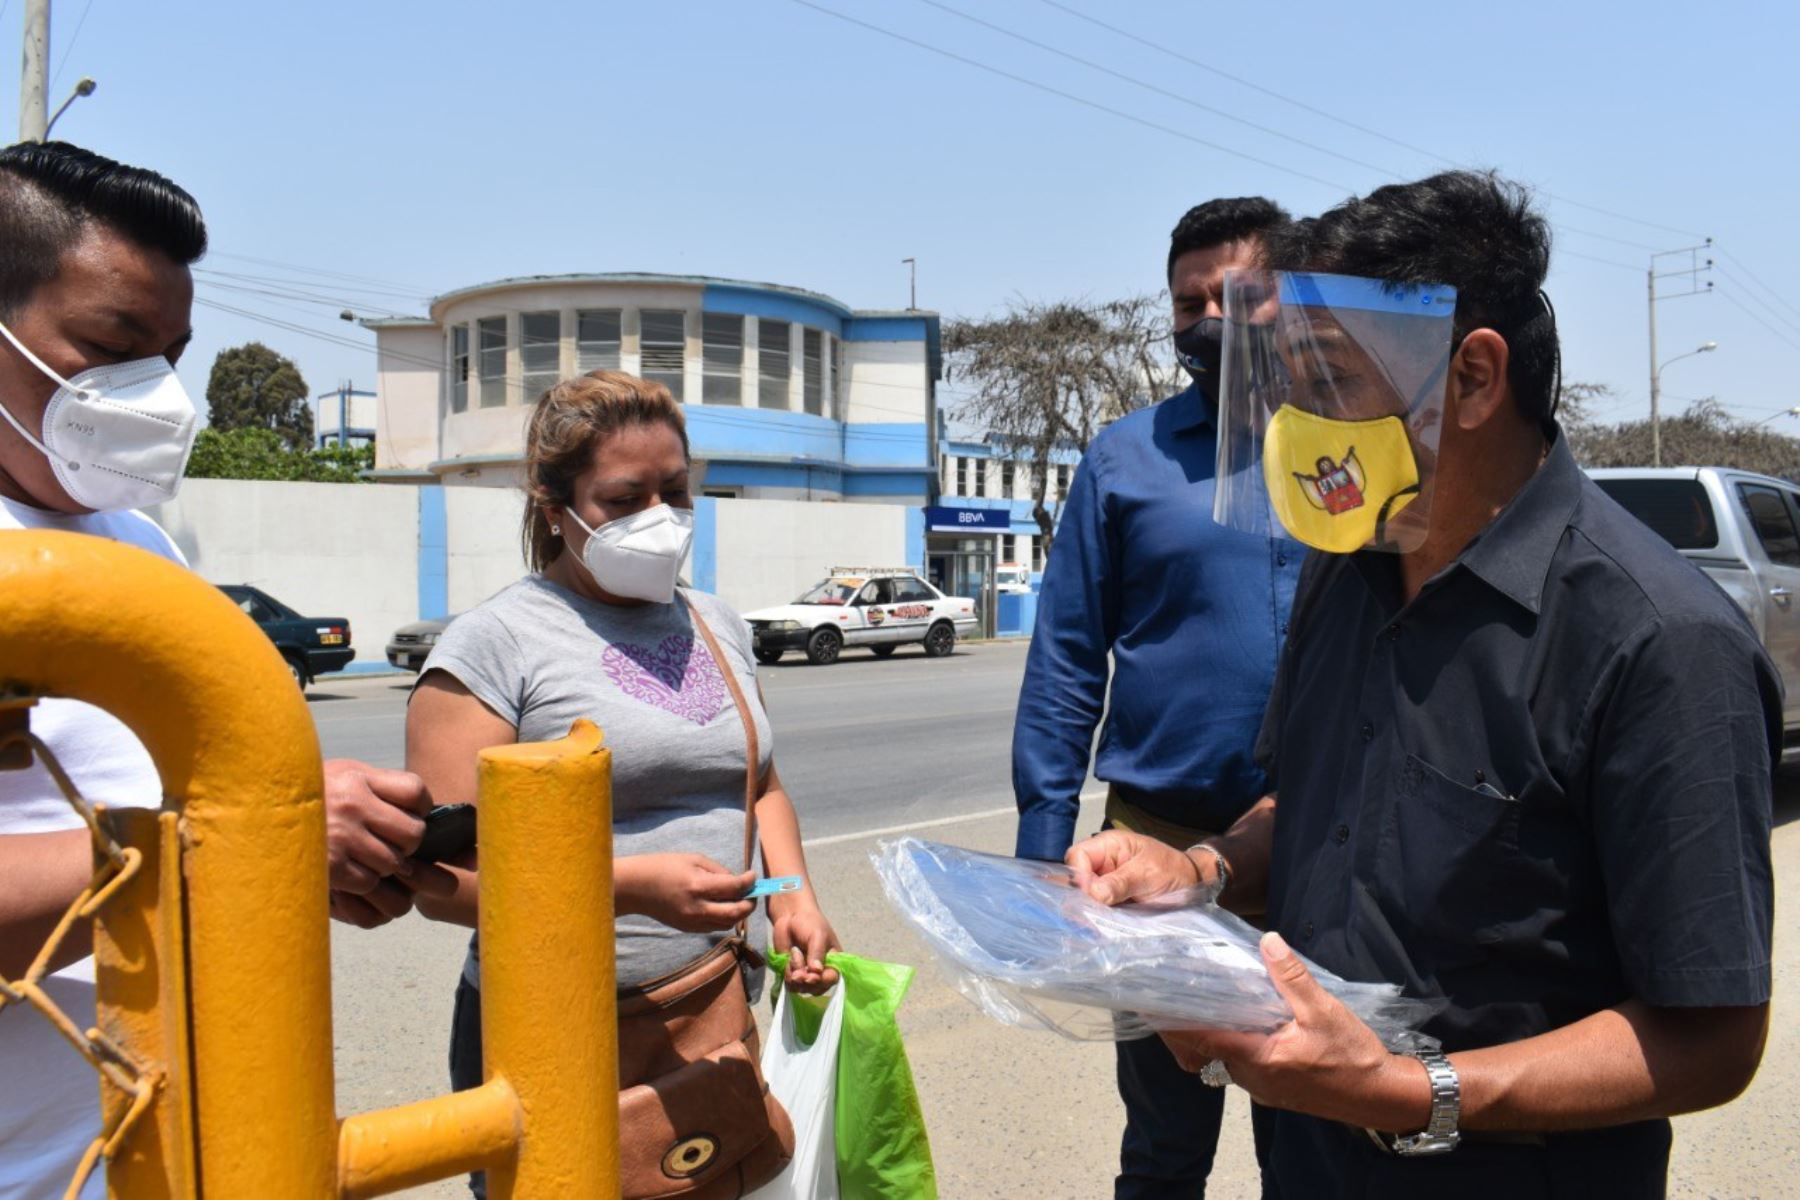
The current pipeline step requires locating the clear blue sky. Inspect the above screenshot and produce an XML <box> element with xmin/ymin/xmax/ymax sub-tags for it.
<box><xmin>5</xmin><ymin>0</ymin><xmax>1796</xmax><ymax>429</ymax></box>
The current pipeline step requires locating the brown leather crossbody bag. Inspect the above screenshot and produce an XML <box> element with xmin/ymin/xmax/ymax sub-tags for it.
<box><xmin>614</xmin><ymin>603</ymin><xmax>795</xmax><ymax>1199</ymax></box>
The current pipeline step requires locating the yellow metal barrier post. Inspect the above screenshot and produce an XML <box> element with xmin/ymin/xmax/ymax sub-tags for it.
<box><xmin>476</xmin><ymin>721</ymin><xmax>620</xmax><ymax>1198</ymax></box>
<box><xmin>336</xmin><ymin>722</ymin><xmax>620</xmax><ymax>1199</ymax></box>
<box><xmin>1</xmin><ymin>531</ymin><xmax>619</xmax><ymax>1199</ymax></box>
<box><xmin>0</xmin><ymin>531</ymin><xmax>336</xmax><ymax>1197</ymax></box>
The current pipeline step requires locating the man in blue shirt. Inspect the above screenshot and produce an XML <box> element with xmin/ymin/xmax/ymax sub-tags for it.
<box><xmin>1013</xmin><ymin>197</ymin><xmax>1303</xmax><ymax>1197</ymax></box>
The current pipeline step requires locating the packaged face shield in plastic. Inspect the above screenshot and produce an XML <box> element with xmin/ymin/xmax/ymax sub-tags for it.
<box><xmin>1213</xmin><ymin>270</ymin><xmax>1458</xmax><ymax>555</ymax></box>
<box><xmin>874</xmin><ymin>838</ymin><xmax>1439</xmax><ymax>1051</ymax></box>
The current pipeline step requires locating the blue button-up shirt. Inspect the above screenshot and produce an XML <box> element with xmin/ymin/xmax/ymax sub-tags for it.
<box><xmin>1013</xmin><ymin>383</ymin><xmax>1303</xmax><ymax>860</ymax></box>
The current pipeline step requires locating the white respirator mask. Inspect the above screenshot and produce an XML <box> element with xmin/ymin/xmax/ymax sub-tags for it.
<box><xmin>0</xmin><ymin>317</ymin><xmax>199</xmax><ymax>512</ymax></box>
<box><xmin>565</xmin><ymin>503</ymin><xmax>695</xmax><ymax>604</ymax></box>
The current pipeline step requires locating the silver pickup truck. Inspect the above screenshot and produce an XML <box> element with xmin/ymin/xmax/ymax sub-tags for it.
<box><xmin>1588</xmin><ymin>467</ymin><xmax>1799</xmax><ymax>754</ymax></box>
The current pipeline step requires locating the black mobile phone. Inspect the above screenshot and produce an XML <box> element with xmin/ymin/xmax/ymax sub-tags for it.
<box><xmin>413</xmin><ymin>804</ymin><xmax>477</xmax><ymax>864</ymax></box>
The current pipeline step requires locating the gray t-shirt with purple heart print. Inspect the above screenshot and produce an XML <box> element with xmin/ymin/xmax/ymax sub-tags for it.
<box><xmin>418</xmin><ymin>574</ymin><xmax>771</xmax><ymax>990</ymax></box>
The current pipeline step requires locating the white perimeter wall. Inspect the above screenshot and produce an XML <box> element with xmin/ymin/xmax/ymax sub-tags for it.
<box><xmin>146</xmin><ymin>479</ymin><xmax>420</xmax><ymax>664</ymax></box>
<box><xmin>447</xmin><ymin>487</ymin><xmax>529</xmax><ymax>614</ymax></box>
<box><xmin>140</xmin><ymin>483</ymin><xmax>917</xmax><ymax>665</ymax></box>
<box><xmin>711</xmin><ymin>499</ymin><xmax>908</xmax><ymax>614</ymax></box>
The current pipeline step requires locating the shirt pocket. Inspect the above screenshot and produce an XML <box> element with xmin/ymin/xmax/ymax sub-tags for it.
<box><xmin>1376</xmin><ymin>753</ymin><xmax>1523</xmax><ymax>970</ymax></box>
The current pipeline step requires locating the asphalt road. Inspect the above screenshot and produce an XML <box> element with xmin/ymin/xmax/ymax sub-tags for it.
<box><xmin>307</xmin><ymin>638</ymin><xmax>1082</xmax><ymax>842</ymax></box>
<box><xmin>312</xmin><ymin>646</ymin><xmax>1800</xmax><ymax>1199</ymax></box>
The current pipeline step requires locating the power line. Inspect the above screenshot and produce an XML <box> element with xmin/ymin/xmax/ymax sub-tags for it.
<box><xmin>1714</xmin><ymin>265</ymin><xmax>1800</xmax><ymax>340</ymax></box>
<box><xmin>912</xmin><ymin>0</ymin><xmax>1396</xmax><ymax>184</ymax></box>
<box><xmin>1552</xmin><ymin>248</ymin><xmax>1640</xmax><ymax>274</ymax></box>
<box><xmin>197</xmin><ymin>276</ymin><xmax>419</xmax><ymax>319</ymax></box>
<box><xmin>785</xmin><ymin>0</ymin><xmax>1349</xmax><ymax>192</ymax></box>
<box><xmin>1029</xmin><ymin>0</ymin><xmax>1710</xmax><ymax>242</ymax></box>
<box><xmin>1031</xmin><ymin>0</ymin><xmax>1448</xmax><ymax>167</ymax></box>
<box><xmin>1717</xmin><ymin>249</ymin><xmax>1800</xmax><ymax>326</ymax></box>
<box><xmin>49</xmin><ymin>0</ymin><xmax>96</xmax><ymax>90</ymax></box>
<box><xmin>1715</xmin><ymin>288</ymin><xmax>1800</xmax><ymax>355</ymax></box>
<box><xmin>796</xmin><ymin>0</ymin><xmax>1700</xmax><ymax>268</ymax></box>
<box><xmin>195</xmin><ymin>266</ymin><xmax>430</xmax><ymax>305</ymax></box>
<box><xmin>207</xmin><ymin>250</ymin><xmax>435</xmax><ymax>297</ymax></box>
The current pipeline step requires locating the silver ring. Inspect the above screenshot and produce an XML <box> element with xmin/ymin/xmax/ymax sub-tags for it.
<box><xmin>1199</xmin><ymin>1059</ymin><xmax>1232</xmax><ymax>1088</ymax></box>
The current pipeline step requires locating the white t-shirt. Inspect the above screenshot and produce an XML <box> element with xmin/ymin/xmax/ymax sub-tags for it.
<box><xmin>0</xmin><ymin>497</ymin><xmax>185</xmax><ymax>1200</ymax></box>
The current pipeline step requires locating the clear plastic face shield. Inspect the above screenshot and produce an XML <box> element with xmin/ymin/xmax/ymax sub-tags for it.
<box><xmin>1213</xmin><ymin>271</ymin><xmax>1458</xmax><ymax>554</ymax></box>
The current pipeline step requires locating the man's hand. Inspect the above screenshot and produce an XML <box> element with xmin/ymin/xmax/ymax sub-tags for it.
<box><xmin>323</xmin><ymin>760</ymin><xmax>457</xmax><ymax>928</ymax></box>
<box><xmin>323</xmin><ymin>759</ymin><xmax>429</xmax><ymax>893</ymax></box>
<box><xmin>1065</xmin><ymin>829</ymin><xmax>1209</xmax><ymax>906</ymax></box>
<box><xmin>1159</xmin><ymin>932</ymin><xmax>1428</xmax><ymax>1133</ymax></box>
<box><xmin>771</xmin><ymin>897</ymin><xmax>841</xmax><ymax>994</ymax></box>
<box><xmin>328</xmin><ymin>881</ymin><xmax>418</xmax><ymax>930</ymax></box>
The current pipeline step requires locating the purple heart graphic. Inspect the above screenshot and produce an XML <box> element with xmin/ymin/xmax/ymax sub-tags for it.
<box><xmin>602</xmin><ymin>634</ymin><xmax>728</xmax><ymax>726</ymax></box>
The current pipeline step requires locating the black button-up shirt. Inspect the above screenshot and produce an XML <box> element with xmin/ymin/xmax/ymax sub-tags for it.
<box><xmin>1257</xmin><ymin>434</ymin><xmax>1779</xmax><ymax>1198</ymax></box>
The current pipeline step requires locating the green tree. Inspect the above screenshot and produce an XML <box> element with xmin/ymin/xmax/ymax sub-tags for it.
<box><xmin>206</xmin><ymin>342</ymin><xmax>313</xmax><ymax>450</ymax></box>
<box><xmin>185</xmin><ymin>427</ymin><xmax>373</xmax><ymax>483</ymax></box>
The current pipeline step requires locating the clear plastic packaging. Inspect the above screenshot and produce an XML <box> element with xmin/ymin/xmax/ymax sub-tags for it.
<box><xmin>873</xmin><ymin>838</ymin><xmax>1439</xmax><ymax>1051</ymax></box>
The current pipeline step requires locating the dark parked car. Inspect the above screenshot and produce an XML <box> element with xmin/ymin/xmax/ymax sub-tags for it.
<box><xmin>219</xmin><ymin>585</ymin><xmax>353</xmax><ymax>690</ymax></box>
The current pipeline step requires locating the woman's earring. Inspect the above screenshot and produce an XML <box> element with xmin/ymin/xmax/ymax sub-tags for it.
<box><xmin>551</xmin><ymin>524</ymin><xmax>562</xmax><ymax>536</ymax></box>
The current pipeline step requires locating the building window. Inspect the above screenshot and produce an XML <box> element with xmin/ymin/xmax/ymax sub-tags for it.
<box><xmin>954</xmin><ymin>456</ymin><xmax>968</xmax><ymax>495</ymax></box>
<box><xmin>449</xmin><ymin>325</ymin><xmax>469</xmax><ymax>413</ymax></box>
<box><xmin>640</xmin><ymin>310</ymin><xmax>686</xmax><ymax>401</ymax></box>
<box><xmin>1032</xmin><ymin>538</ymin><xmax>1045</xmax><ymax>572</ymax></box>
<box><xmin>521</xmin><ymin>311</ymin><xmax>560</xmax><ymax>403</ymax></box>
<box><xmin>1001</xmin><ymin>534</ymin><xmax>1016</xmax><ymax>562</ymax></box>
<box><xmin>576</xmin><ymin>309</ymin><xmax>621</xmax><ymax>373</ymax></box>
<box><xmin>975</xmin><ymin>459</ymin><xmax>988</xmax><ymax>498</ymax></box>
<box><xmin>701</xmin><ymin>313</ymin><xmax>744</xmax><ymax>405</ymax></box>
<box><xmin>758</xmin><ymin>319</ymin><xmax>791</xmax><ymax>409</ymax></box>
<box><xmin>803</xmin><ymin>329</ymin><xmax>824</xmax><ymax>415</ymax></box>
<box><xmin>477</xmin><ymin>316</ymin><xmax>507</xmax><ymax>407</ymax></box>
<box><xmin>1001</xmin><ymin>461</ymin><xmax>1015</xmax><ymax>497</ymax></box>
<box><xmin>1056</xmin><ymin>463</ymin><xmax>1071</xmax><ymax>496</ymax></box>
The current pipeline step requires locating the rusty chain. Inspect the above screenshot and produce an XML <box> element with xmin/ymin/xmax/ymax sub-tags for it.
<box><xmin>0</xmin><ymin>727</ymin><xmax>161</xmax><ymax>1200</ymax></box>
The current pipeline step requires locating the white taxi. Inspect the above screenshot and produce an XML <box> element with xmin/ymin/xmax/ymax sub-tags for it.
<box><xmin>743</xmin><ymin>567</ymin><xmax>979</xmax><ymax>665</ymax></box>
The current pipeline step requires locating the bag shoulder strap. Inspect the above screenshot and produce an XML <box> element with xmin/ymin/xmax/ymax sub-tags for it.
<box><xmin>684</xmin><ymin>594</ymin><xmax>759</xmax><ymax>941</ymax></box>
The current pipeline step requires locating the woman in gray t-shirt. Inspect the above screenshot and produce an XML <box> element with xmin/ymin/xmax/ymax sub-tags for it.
<box><xmin>406</xmin><ymin>373</ymin><xmax>839</xmax><ymax>1151</ymax></box>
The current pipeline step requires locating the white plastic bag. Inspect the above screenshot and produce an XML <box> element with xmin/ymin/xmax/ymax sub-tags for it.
<box><xmin>752</xmin><ymin>982</ymin><xmax>845</xmax><ymax>1199</ymax></box>
<box><xmin>874</xmin><ymin>837</ymin><xmax>1440</xmax><ymax>1051</ymax></box>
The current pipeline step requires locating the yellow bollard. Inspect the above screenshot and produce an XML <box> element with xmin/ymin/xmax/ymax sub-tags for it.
<box><xmin>0</xmin><ymin>532</ymin><xmax>620</xmax><ymax>1198</ymax></box>
<box><xmin>477</xmin><ymin>720</ymin><xmax>621</xmax><ymax>1199</ymax></box>
<box><xmin>0</xmin><ymin>531</ymin><xmax>336</xmax><ymax>1198</ymax></box>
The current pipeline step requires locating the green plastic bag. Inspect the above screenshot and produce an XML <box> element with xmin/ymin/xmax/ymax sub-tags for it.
<box><xmin>767</xmin><ymin>950</ymin><xmax>938</xmax><ymax>1199</ymax></box>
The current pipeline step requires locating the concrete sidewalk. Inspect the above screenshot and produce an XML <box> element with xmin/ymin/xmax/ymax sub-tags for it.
<box><xmin>329</xmin><ymin>797</ymin><xmax>1800</xmax><ymax>1198</ymax></box>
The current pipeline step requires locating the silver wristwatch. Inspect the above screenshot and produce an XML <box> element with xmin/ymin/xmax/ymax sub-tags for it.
<box><xmin>1373</xmin><ymin>1051</ymin><xmax>1461</xmax><ymax>1156</ymax></box>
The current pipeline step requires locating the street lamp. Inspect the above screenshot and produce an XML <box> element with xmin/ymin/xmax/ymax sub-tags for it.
<box><xmin>1651</xmin><ymin>341</ymin><xmax>1717</xmax><ymax>466</ymax></box>
<box><xmin>43</xmin><ymin>78</ymin><xmax>97</xmax><ymax>139</ymax></box>
<box><xmin>1755</xmin><ymin>406</ymin><xmax>1800</xmax><ymax>428</ymax></box>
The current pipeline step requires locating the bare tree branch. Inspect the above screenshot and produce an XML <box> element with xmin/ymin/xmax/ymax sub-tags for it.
<box><xmin>945</xmin><ymin>294</ymin><xmax>1180</xmax><ymax>554</ymax></box>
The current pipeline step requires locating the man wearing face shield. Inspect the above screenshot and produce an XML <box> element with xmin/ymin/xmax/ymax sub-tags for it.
<box><xmin>0</xmin><ymin>142</ymin><xmax>454</xmax><ymax>1199</ymax></box>
<box><xmin>1012</xmin><ymin>197</ymin><xmax>1300</xmax><ymax>1197</ymax></box>
<box><xmin>1065</xmin><ymin>172</ymin><xmax>1776</xmax><ymax>1198</ymax></box>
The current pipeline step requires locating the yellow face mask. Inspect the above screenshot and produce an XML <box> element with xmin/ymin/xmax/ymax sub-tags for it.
<box><xmin>1261</xmin><ymin>405</ymin><xmax>1420</xmax><ymax>553</ymax></box>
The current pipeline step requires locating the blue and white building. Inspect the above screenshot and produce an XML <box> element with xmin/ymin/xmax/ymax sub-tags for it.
<box><xmin>931</xmin><ymin>437</ymin><xmax>1083</xmax><ymax>576</ymax></box>
<box><xmin>363</xmin><ymin>272</ymin><xmax>940</xmax><ymax>503</ymax></box>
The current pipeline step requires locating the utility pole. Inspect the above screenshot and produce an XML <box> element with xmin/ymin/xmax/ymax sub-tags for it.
<box><xmin>902</xmin><ymin>257</ymin><xmax>917</xmax><ymax>311</ymax></box>
<box><xmin>1647</xmin><ymin>239</ymin><xmax>1714</xmax><ymax>467</ymax></box>
<box><xmin>19</xmin><ymin>0</ymin><xmax>50</xmax><ymax>143</ymax></box>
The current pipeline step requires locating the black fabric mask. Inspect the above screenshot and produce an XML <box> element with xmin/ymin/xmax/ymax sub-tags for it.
<box><xmin>1173</xmin><ymin>317</ymin><xmax>1224</xmax><ymax>399</ymax></box>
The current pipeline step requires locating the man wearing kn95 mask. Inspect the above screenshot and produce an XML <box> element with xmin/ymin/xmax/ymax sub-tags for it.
<box><xmin>0</xmin><ymin>140</ymin><xmax>453</xmax><ymax>1200</ymax></box>
<box><xmin>1068</xmin><ymin>171</ymin><xmax>1776</xmax><ymax>1198</ymax></box>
